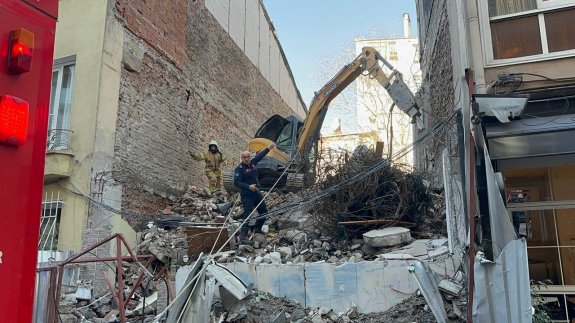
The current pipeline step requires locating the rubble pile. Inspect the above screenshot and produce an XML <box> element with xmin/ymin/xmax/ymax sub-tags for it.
<box><xmin>162</xmin><ymin>186</ymin><xmax>230</xmax><ymax>222</ymax></box>
<box><xmin>209</xmin><ymin>291</ymin><xmax>459</xmax><ymax>323</ymax></box>
<box><xmin>160</xmin><ymin>186</ymin><xmax>292</xmax><ymax>223</ymax></box>
<box><xmin>216</xmin><ymin>226</ymin><xmax>451</xmax><ymax>265</ymax></box>
<box><xmin>143</xmin><ymin>147</ymin><xmax>448</xmax><ymax>267</ymax></box>
<box><xmin>311</xmin><ymin>146</ymin><xmax>444</xmax><ymax>238</ymax></box>
<box><xmin>57</xmin><ymin>264</ymin><xmax>164</xmax><ymax>322</ymax></box>
<box><xmin>136</xmin><ymin>225</ymin><xmax>188</xmax><ymax>269</ymax></box>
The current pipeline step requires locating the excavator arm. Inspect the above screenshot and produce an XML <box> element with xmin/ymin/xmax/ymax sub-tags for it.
<box><xmin>224</xmin><ymin>47</ymin><xmax>422</xmax><ymax>193</ymax></box>
<box><xmin>297</xmin><ymin>46</ymin><xmax>422</xmax><ymax>158</ymax></box>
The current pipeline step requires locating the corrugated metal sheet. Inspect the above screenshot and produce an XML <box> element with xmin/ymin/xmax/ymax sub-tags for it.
<box><xmin>473</xmin><ymin>239</ymin><xmax>532</xmax><ymax>323</ymax></box>
<box><xmin>176</xmin><ymin>256</ymin><xmax>460</xmax><ymax>314</ymax></box>
<box><xmin>482</xmin><ymin>134</ymin><xmax>518</xmax><ymax>258</ymax></box>
<box><xmin>408</xmin><ymin>261</ymin><xmax>448</xmax><ymax>323</ymax></box>
<box><xmin>34</xmin><ymin>251</ymin><xmax>77</xmax><ymax>323</ymax></box>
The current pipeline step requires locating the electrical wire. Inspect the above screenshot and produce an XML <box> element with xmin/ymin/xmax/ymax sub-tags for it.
<box><xmin>152</xmin><ymin>149</ymin><xmax>301</xmax><ymax>322</ymax></box>
<box><xmin>510</xmin><ymin>72</ymin><xmax>575</xmax><ymax>83</ymax></box>
<box><xmin>57</xmin><ymin>79</ymin><xmax>461</xmax><ymax>321</ymax></box>
<box><xmin>253</xmin><ymin>107</ymin><xmax>459</xmax><ymax>222</ymax></box>
<box><xmin>520</xmin><ymin>95</ymin><xmax>571</xmax><ymax>127</ymax></box>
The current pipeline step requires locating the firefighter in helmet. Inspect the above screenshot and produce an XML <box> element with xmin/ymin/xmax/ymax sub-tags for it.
<box><xmin>190</xmin><ymin>139</ymin><xmax>227</xmax><ymax>190</ymax></box>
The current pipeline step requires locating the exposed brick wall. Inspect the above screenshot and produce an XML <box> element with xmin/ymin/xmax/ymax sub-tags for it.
<box><xmin>414</xmin><ymin>4</ymin><xmax>455</xmax><ymax>183</ymax></box>
<box><xmin>113</xmin><ymin>1</ymin><xmax>296</xmax><ymax>208</ymax></box>
<box><xmin>121</xmin><ymin>186</ymin><xmax>171</xmax><ymax>231</ymax></box>
<box><xmin>115</xmin><ymin>0</ymin><xmax>185</xmax><ymax>67</ymax></box>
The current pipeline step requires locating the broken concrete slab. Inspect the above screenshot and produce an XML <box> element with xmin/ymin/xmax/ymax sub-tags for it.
<box><xmin>431</xmin><ymin>238</ymin><xmax>448</xmax><ymax>248</ymax></box>
<box><xmin>206</xmin><ymin>263</ymin><xmax>249</xmax><ymax>300</ymax></box>
<box><xmin>362</xmin><ymin>227</ymin><xmax>411</xmax><ymax>248</ymax></box>
<box><xmin>277</xmin><ymin>210</ymin><xmax>309</xmax><ymax>229</ymax></box>
<box><xmin>428</xmin><ymin>246</ymin><xmax>449</xmax><ymax>258</ymax></box>
<box><xmin>385</xmin><ymin>240</ymin><xmax>429</xmax><ymax>257</ymax></box>
<box><xmin>438</xmin><ymin>279</ymin><xmax>463</xmax><ymax>296</ymax></box>
<box><xmin>74</xmin><ymin>286</ymin><xmax>92</xmax><ymax>301</ymax></box>
<box><xmin>277</xmin><ymin>246</ymin><xmax>293</xmax><ymax>258</ymax></box>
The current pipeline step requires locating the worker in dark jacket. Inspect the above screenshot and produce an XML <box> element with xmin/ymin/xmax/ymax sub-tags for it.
<box><xmin>234</xmin><ymin>143</ymin><xmax>275</xmax><ymax>244</ymax></box>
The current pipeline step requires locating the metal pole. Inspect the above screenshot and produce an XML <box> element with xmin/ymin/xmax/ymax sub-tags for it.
<box><xmin>466</xmin><ymin>69</ymin><xmax>476</xmax><ymax>323</ymax></box>
<box><xmin>47</xmin><ymin>267</ymin><xmax>58</xmax><ymax>323</ymax></box>
<box><xmin>117</xmin><ymin>235</ymin><xmax>126</xmax><ymax>322</ymax></box>
<box><xmin>124</xmin><ymin>258</ymin><xmax>154</xmax><ymax>310</ymax></box>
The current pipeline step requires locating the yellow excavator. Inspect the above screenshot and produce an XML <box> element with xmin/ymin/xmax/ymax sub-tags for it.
<box><xmin>223</xmin><ymin>46</ymin><xmax>422</xmax><ymax>192</ymax></box>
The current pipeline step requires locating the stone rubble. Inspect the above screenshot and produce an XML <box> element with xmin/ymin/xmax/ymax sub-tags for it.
<box><xmin>209</xmin><ymin>290</ymin><xmax>462</xmax><ymax>323</ymax></box>
<box><xmin>57</xmin><ymin>263</ymin><xmax>163</xmax><ymax>322</ymax></box>
<box><xmin>58</xmin><ymin>156</ymin><xmax>455</xmax><ymax>322</ymax></box>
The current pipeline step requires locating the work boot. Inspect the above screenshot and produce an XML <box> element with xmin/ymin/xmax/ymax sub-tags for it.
<box><xmin>238</xmin><ymin>226</ymin><xmax>254</xmax><ymax>246</ymax></box>
<box><xmin>253</xmin><ymin>218</ymin><xmax>266</xmax><ymax>234</ymax></box>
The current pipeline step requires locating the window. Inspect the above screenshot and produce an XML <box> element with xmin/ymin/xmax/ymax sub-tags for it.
<box><xmin>388</xmin><ymin>44</ymin><xmax>398</xmax><ymax>61</ymax></box>
<box><xmin>48</xmin><ymin>56</ymin><xmax>75</xmax><ymax>150</ymax></box>
<box><xmin>480</xmin><ymin>0</ymin><xmax>575</xmax><ymax>64</ymax></box>
<box><xmin>505</xmin><ymin>165</ymin><xmax>575</xmax><ymax>321</ymax></box>
<box><xmin>39</xmin><ymin>192</ymin><xmax>63</xmax><ymax>251</ymax></box>
<box><xmin>277</xmin><ymin>121</ymin><xmax>294</xmax><ymax>147</ymax></box>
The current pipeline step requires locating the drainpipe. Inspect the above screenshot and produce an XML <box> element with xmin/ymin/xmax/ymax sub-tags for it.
<box><xmin>467</xmin><ymin>0</ymin><xmax>486</xmax><ymax>94</ymax></box>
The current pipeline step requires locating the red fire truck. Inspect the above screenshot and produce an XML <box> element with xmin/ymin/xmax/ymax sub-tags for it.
<box><xmin>0</xmin><ymin>0</ymin><xmax>58</xmax><ymax>321</ymax></box>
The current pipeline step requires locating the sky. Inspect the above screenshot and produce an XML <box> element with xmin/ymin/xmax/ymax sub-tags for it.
<box><xmin>263</xmin><ymin>0</ymin><xmax>418</xmax><ymax>107</ymax></box>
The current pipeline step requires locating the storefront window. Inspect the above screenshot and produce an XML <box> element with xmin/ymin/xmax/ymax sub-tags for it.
<box><xmin>504</xmin><ymin>165</ymin><xmax>575</xmax><ymax>320</ymax></box>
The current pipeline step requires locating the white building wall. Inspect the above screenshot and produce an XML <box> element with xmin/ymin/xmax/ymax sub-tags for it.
<box><xmin>205</xmin><ymin>0</ymin><xmax>229</xmax><ymax>32</ymax></box>
<box><xmin>228</xmin><ymin>0</ymin><xmax>246</xmax><ymax>51</ymax></box>
<box><xmin>244</xmin><ymin>0</ymin><xmax>260</xmax><ymax>66</ymax></box>
<box><xmin>206</xmin><ymin>0</ymin><xmax>306</xmax><ymax>118</ymax></box>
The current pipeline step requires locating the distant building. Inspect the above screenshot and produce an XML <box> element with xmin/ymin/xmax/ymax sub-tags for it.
<box><xmin>355</xmin><ymin>13</ymin><xmax>421</xmax><ymax>167</ymax></box>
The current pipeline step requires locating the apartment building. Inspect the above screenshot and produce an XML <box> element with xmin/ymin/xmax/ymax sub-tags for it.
<box><xmin>416</xmin><ymin>0</ymin><xmax>575</xmax><ymax>321</ymax></box>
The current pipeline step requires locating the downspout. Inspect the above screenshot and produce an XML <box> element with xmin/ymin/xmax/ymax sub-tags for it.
<box><xmin>467</xmin><ymin>0</ymin><xmax>487</xmax><ymax>94</ymax></box>
<box><xmin>465</xmin><ymin>1</ymin><xmax>487</xmax><ymax>321</ymax></box>
<box><xmin>466</xmin><ymin>69</ymin><xmax>477</xmax><ymax>323</ymax></box>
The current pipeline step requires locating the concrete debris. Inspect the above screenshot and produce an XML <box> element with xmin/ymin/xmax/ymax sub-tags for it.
<box><xmin>124</xmin><ymin>145</ymin><xmax>454</xmax><ymax>321</ymax></box>
<box><xmin>160</xmin><ymin>186</ymin><xmax>231</xmax><ymax>223</ymax></box>
<box><xmin>428</xmin><ymin>245</ymin><xmax>449</xmax><ymax>258</ymax></box>
<box><xmin>57</xmin><ymin>262</ymin><xmax>164</xmax><ymax>322</ymax></box>
<box><xmin>209</xmin><ymin>290</ymin><xmax>451</xmax><ymax>323</ymax></box>
<box><xmin>438</xmin><ymin>279</ymin><xmax>464</xmax><ymax>296</ymax></box>
<box><xmin>136</xmin><ymin>225</ymin><xmax>188</xmax><ymax>267</ymax></box>
<box><xmin>362</xmin><ymin>227</ymin><xmax>411</xmax><ymax>247</ymax></box>
<box><xmin>206</xmin><ymin>263</ymin><xmax>250</xmax><ymax>300</ymax></box>
<box><xmin>74</xmin><ymin>288</ymin><xmax>92</xmax><ymax>302</ymax></box>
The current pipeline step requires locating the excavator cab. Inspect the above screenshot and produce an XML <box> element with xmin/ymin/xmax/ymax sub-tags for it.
<box><xmin>254</xmin><ymin>115</ymin><xmax>302</xmax><ymax>156</ymax></box>
<box><xmin>222</xmin><ymin>114</ymin><xmax>305</xmax><ymax>192</ymax></box>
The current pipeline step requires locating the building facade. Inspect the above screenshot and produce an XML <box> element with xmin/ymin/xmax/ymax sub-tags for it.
<box><xmin>416</xmin><ymin>0</ymin><xmax>575</xmax><ymax>321</ymax></box>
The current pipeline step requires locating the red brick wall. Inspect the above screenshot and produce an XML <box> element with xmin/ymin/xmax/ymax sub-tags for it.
<box><xmin>113</xmin><ymin>1</ymin><xmax>296</xmax><ymax>200</ymax></box>
<box><xmin>115</xmin><ymin>0</ymin><xmax>186</xmax><ymax>67</ymax></box>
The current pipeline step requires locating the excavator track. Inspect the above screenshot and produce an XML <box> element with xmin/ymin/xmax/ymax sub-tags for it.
<box><xmin>286</xmin><ymin>172</ymin><xmax>305</xmax><ymax>192</ymax></box>
<box><xmin>222</xmin><ymin>169</ymin><xmax>239</xmax><ymax>192</ymax></box>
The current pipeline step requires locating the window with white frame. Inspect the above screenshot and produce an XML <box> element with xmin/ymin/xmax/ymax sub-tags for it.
<box><xmin>39</xmin><ymin>192</ymin><xmax>63</xmax><ymax>251</ymax></box>
<box><xmin>48</xmin><ymin>55</ymin><xmax>75</xmax><ymax>151</ymax></box>
<box><xmin>479</xmin><ymin>0</ymin><xmax>575</xmax><ymax>65</ymax></box>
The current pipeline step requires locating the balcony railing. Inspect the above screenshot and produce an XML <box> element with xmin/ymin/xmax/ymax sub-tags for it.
<box><xmin>47</xmin><ymin>129</ymin><xmax>73</xmax><ymax>151</ymax></box>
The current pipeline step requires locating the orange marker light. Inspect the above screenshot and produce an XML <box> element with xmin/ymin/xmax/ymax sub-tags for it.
<box><xmin>8</xmin><ymin>28</ymin><xmax>34</xmax><ymax>73</ymax></box>
<box><xmin>0</xmin><ymin>95</ymin><xmax>29</xmax><ymax>146</ymax></box>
